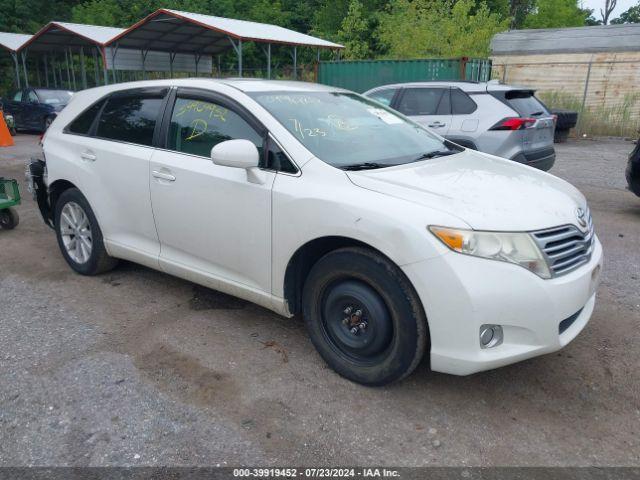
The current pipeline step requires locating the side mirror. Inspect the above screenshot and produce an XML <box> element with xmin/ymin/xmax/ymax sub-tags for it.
<box><xmin>211</xmin><ymin>139</ymin><xmax>265</xmax><ymax>184</ymax></box>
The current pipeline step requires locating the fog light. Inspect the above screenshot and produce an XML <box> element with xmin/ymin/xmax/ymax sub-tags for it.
<box><xmin>479</xmin><ymin>325</ymin><xmax>503</xmax><ymax>349</ymax></box>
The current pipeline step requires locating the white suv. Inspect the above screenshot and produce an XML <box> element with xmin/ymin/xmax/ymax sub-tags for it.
<box><xmin>28</xmin><ymin>79</ymin><xmax>602</xmax><ymax>386</ymax></box>
<box><xmin>364</xmin><ymin>81</ymin><xmax>557</xmax><ymax>171</ymax></box>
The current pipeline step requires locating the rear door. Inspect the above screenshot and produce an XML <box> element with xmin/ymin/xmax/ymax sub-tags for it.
<box><xmin>447</xmin><ymin>88</ymin><xmax>480</xmax><ymax>144</ymax></box>
<box><xmin>504</xmin><ymin>90</ymin><xmax>555</xmax><ymax>153</ymax></box>
<box><xmin>393</xmin><ymin>87</ymin><xmax>451</xmax><ymax>134</ymax></box>
<box><xmin>63</xmin><ymin>87</ymin><xmax>166</xmax><ymax>266</ymax></box>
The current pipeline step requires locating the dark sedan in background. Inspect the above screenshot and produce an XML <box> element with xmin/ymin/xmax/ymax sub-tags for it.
<box><xmin>1</xmin><ymin>88</ymin><xmax>72</xmax><ymax>132</ymax></box>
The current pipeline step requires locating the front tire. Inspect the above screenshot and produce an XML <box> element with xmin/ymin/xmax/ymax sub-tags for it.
<box><xmin>54</xmin><ymin>188</ymin><xmax>118</xmax><ymax>275</ymax></box>
<box><xmin>302</xmin><ymin>247</ymin><xmax>428</xmax><ymax>386</ymax></box>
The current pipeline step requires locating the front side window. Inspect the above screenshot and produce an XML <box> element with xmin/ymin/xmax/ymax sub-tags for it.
<box><xmin>27</xmin><ymin>91</ymin><xmax>38</xmax><ymax>103</ymax></box>
<box><xmin>367</xmin><ymin>88</ymin><xmax>397</xmax><ymax>106</ymax></box>
<box><xmin>250</xmin><ymin>91</ymin><xmax>455</xmax><ymax>169</ymax></box>
<box><xmin>167</xmin><ymin>97</ymin><xmax>262</xmax><ymax>158</ymax></box>
<box><xmin>96</xmin><ymin>95</ymin><xmax>163</xmax><ymax>146</ymax></box>
<box><xmin>397</xmin><ymin>88</ymin><xmax>447</xmax><ymax>116</ymax></box>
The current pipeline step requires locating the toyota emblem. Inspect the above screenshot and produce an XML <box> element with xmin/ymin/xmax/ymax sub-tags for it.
<box><xmin>576</xmin><ymin>207</ymin><xmax>587</xmax><ymax>228</ymax></box>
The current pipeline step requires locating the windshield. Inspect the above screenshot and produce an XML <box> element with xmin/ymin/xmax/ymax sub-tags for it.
<box><xmin>249</xmin><ymin>91</ymin><xmax>457</xmax><ymax>169</ymax></box>
<box><xmin>36</xmin><ymin>89</ymin><xmax>73</xmax><ymax>105</ymax></box>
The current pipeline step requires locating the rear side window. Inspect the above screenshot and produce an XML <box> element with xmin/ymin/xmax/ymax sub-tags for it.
<box><xmin>13</xmin><ymin>91</ymin><xmax>22</xmax><ymax>101</ymax></box>
<box><xmin>368</xmin><ymin>88</ymin><xmax>397</xmax><ymax>106</ymax></box>
<box><xmin>67</xmin><ymin>100</ymin><xmax>105</xmax><ymax>135</ymax></box>
<box><xmin>451</xmin><ymin>89</ymin><xmax>477</xmax><ymax>114</ymax></box>
<box><xmin>167</xmin><ymin>97</ymin><xmax>262</xmax><ymax>158</ymax></box>
<box><xmin>96</xmin><ymin>95</ymin><xmax>163</xmax><ymax>146</ymax></box>
<box><xmin>505</xmin><ymin>90</ymin><xmax>548</xmax><ymax>117</ymax></box>
<box><xmin>397</xmin><ymin>88</ymin><xmax>447</xmax><ymax>116</ymax></box>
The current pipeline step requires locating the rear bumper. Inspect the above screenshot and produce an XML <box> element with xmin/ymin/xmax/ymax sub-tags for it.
<box><xmin>511</xmin><ymin>146</ymin><xmax>556</xmax><ymax>171</ymax></box>
<box><xmin>402</xmin><ymin>236</ymin><xmax>603</xmax><ymax>376</ymax></box>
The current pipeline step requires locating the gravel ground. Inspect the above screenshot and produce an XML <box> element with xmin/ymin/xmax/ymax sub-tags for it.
<box><xmin>0</xmin><ymin>135</ymin><xmax>639</xmax><ymax>467</ymax></box>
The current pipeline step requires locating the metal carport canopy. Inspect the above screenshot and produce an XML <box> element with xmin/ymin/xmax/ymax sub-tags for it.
<box><xmin>0</xmin><ymin>32</ymin><xmax>32</xmax><ymax>52</ymax></box>
<box><xmin>0</xmin><ymin>32</ymin><xmax>33</xmax><ymax>90</ymax></box>
<box><xmin>18</xmin><ymin>22</ymin><xmax>124</xmax><ymax>89</ymax></box>
<box><xmin>106</xmin><ymin>8</ymin><xmax>343</xmax><ymax>78</ymax></box>
<box><xmin>19</xmin><ymin>22</ymin><xmax>124</xmax><ymax>52</ymax></box>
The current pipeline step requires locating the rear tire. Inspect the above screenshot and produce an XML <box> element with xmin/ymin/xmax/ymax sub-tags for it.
<box><xmin>302</xmin><ymin>247</ymin><xmax>428</xmax><ymax>386</ymax></box>
<box><xmin>0</xmin><ymin>207</ymin><xmax>19</xmax><ymax>229</ymax></box>
<box><xmin>54</xmin><ymin>188</ymin><xmax>118</xmax><ymax>275</ymax></box>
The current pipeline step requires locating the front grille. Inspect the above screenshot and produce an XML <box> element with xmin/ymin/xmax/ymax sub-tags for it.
<box><xmin>531</xmin><ymin>210</ymin><xmax>595</xmax><ymax>277</ymax></box>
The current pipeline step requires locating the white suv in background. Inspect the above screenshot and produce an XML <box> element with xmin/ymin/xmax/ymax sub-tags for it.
<box><xmin>28</xmin><ymin>79</ymin><xmax>601</xmax><ymax>386</ymax></box>
<box><xmin>365</xmin><ymin>81</ymin><xmax>556</xmax><ymax>171</ymax></box>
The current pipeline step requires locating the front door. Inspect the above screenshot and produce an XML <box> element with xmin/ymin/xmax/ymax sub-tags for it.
<box><xmin>395</xmin><ymin>87</ymin><xmax>452</xmax><ymax>135</ymax></box>
<box><xmin>150</xmin><ymin>89</ymin><xmax>275</xmax><ymax>295</ymax></box>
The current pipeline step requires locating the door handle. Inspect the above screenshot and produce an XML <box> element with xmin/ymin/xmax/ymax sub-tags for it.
<box><xmin>152</xmin><ymin>170</ymin><xmax>176</xmax><ymax>182</ymax></box>
<box><xmin>428</xmin><ymin>122</ymin><xmax>446</xmax><ymax>128</ymax></box>
<box><xmin>80</xmin><ymin>151</ymin><xmax>96</xmax><ymax>161</ymax></box>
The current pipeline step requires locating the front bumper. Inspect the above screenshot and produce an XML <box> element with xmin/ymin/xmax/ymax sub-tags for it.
<box><xmin>402</xmin><ymin>236</ymin><xmax>603</xmax><ymax>375</ymax></box>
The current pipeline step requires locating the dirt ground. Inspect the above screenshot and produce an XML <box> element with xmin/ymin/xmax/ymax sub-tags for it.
<box><xmin>0</xmin><ymin>134</ymin><xmax>639</xmax><ymax>466</ymax></box>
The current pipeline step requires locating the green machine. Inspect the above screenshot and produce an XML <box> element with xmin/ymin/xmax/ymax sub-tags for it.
<box><xmin>0</xmin><ymin>178</ymin><xmax>20</xmax><ymax>229</ymax></box>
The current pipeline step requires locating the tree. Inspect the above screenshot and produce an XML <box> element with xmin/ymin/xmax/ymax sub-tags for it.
<box><xmin>337</xmin><ymin>0</ymin><xmax>372</xmax><ymax>59</ymax></box>
<box><xmin>508</xmin><ymin>0</ymin><xmax>537</xmax><ymax>28</ymax></box>
<box><xmin>377</xmin><ymin>0</ymin><xmax>509</xmax><ymax>59</ymax></box>
<box><xmin>523</xmin><ymin>0</ymin><xmax>589</xmax><ymax>28</ymax></box>
<box><xmin>611</xmin><ymin>2</ymin><xmax>640</xmax><ymax>23</ymax></box>
<box><xmin>601</xmin><ymin>0</ymin><xmax>618</xmax><ymax>24</ymax></box>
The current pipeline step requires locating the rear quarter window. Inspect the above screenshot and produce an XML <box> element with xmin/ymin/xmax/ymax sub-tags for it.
<box><xmin>66</xmin><ymin>100</ymin><xmax>105</xmax><ymax>135</ymax></box>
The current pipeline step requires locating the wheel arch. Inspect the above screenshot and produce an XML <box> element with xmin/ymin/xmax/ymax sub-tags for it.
<box><xmin>283</xmin><ymin>235</ymin><xmax>420</xmax><ymax>318</ymax></box>
<box><xmin>49</xmin><ymin>179</ymin><xmax>78</xmax><ymax>224</ymax></box>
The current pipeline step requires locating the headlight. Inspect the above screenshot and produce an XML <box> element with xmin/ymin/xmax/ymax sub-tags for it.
<box><xmin>429</xmin><ymin>226</ymin><xmax>551</xmax><ymax>279</ymax></box>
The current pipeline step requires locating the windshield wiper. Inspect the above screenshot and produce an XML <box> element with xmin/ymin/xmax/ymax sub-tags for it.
<box><xmin>530</xmin><ymin>111</ymin><xmax>545</xmax><ymax>116</ymax></box>
<box><xmin>411</xmin><ymin>150</ymin><xmax>458</xmax><ymax>162</ymax></box>
<box><xmin>341</xmin><ymin>162</ymin><xmax>390</xmax><ymax>171</ymax></box>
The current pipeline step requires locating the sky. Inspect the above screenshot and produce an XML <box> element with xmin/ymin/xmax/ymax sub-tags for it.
<box><xmin>581</xmin><ymin>0</ymin><xmax>636</xmax><ymax>20</ymax></box>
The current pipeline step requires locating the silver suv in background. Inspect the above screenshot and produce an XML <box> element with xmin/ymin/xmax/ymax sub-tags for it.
<box><xmin>364</xmin><ymin>81</ymin><xmax>556</xmax><ymax>171</ymax></box>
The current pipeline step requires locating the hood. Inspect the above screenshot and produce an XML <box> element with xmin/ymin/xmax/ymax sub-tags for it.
<box><xmin>346</xmin><ymin>149</ymin><xmax>586</xmax><ymax>231</ymax></box>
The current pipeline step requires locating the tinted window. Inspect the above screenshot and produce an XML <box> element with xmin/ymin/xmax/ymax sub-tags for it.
<box><xmin>368</xmin><ymin>89</ymin><xmax>396</xmax><ymax>106</ymax></box>
<box><xmin>505</xmin><ymin>90</ymin><xmax>549</xmax><ymax>117</ymax></box>
<box><xmin>265</xmin><ymin>137</ymin><xmax>296</xmax><ymax>173</ymax></box>
<box><xmin>167</xmin><ymin>97</ymin><xmax>262</xmax><ymax>158</ymax></box>
<box><xmin>67</xmin><ymin>100</ymin><xmax>105</xmax><ymax>135</ymax></box>
<box><xmin>13</xmin><ymin>91</ymin><xmax>22</xmax><ymax>102</ymax></box>
<box><xmin>398</xmin><ymin>88</ymin><xmax>446</xmax><ymax>116</ymax></box>
<box><xmin>451</xmin><ymin>89</ymin><xmax>477</xmax><ymax>114</ymax></box>
<box><xmin>96</xmin><ymin>95</ymin><xmax>163</xmax><ymax>146</ymax></box>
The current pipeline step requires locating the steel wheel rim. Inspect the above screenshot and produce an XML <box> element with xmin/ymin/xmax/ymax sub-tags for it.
<box><xmin>60</xmin><ymin>202</ymin><xmax>92</xmax><ymax>264</ymax></box>
<box><xmin>320</xmin><ymin>279</ymin><xmax>393</xmax><ymax>366</ymax></box>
